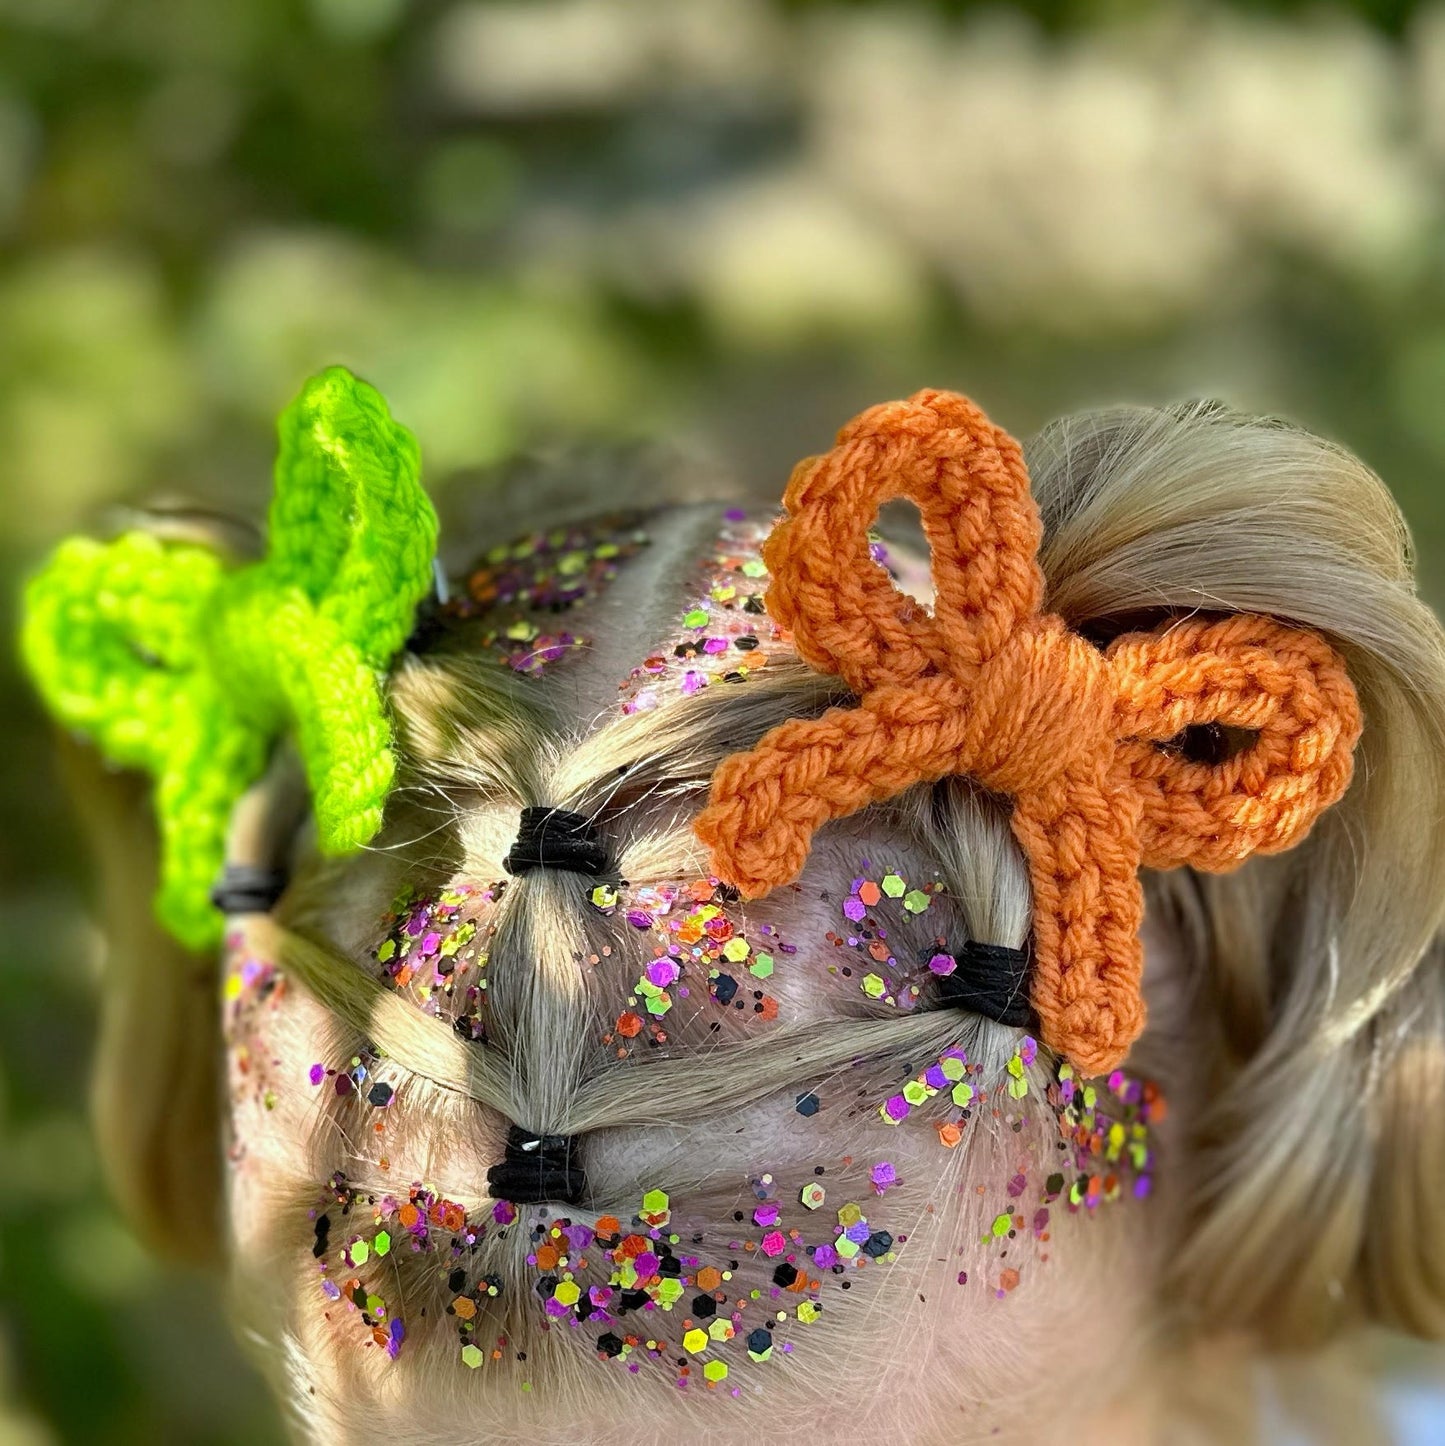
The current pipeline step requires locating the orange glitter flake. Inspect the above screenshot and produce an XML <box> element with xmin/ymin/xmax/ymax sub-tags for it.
<box><xmin>453</xmin><ymin>1296</ymin><xmax>477</xmax><ymax>1320</ymax></box>
<box><xmin>616</xmin><ymin>1012</ymin><xmax>643</xmax><ymax>1038</ymax></box>
<box><xmin>535</xmin><ymin>1244</ymin><xmax>560</xmax><ymax>1271</ymax></box>
<box><xmin>695</xmin><ymin>1266</ymin><xmax>723</xmax><ymax>1291</ymax></box>
<box><xmin>858</xmin><ymin>881</ymin><xmax>881</xmax><ymax>907</ymax></box>
<box><xmin>594</xmin><ymin>1216</ymin><xmax>621</xmax><ymax>1239</ymax></box>
<box><xmin>398</xmin><ymin>1204</ymin><xmax>420</xmax><ymax>1229</ymax></box>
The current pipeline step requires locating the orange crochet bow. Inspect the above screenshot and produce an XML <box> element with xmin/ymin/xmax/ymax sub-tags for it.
<box><xmin>694</xmin><ymin>390</ymin><xmax>1362</xmax><ymax>1074</ymax></box>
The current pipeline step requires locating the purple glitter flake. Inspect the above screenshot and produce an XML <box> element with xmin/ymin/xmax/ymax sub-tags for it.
<box><xmin>646</xmin><ymin>959</ymin><xmax>680</xmax><ymax>988</ymax></box>
<box><xmin>928</xmin><ymin>953</ymin><xmax>956</xmax><ymax>976</ymax></box>
<box><xmin>843</xmin><ymin>896</ymin><xmax>867</xmax><ymax>923</ymax></box>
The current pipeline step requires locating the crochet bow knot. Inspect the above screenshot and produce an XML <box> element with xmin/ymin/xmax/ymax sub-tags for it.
<box><xmin>21</xmin><ymin>366</ymin><xmax>438</xmax><ymax>949</ymax></box>
<box><xmin>695</xmin><ymin>389</ymin><xmax>1362</xmax><ymax>1073</ymax></box>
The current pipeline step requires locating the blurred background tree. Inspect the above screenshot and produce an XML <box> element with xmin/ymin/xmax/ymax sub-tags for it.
<box><xmin>5</xmin><ymin>0</ymin><xmax>1445</xmax><ymax>1440</ymax></box>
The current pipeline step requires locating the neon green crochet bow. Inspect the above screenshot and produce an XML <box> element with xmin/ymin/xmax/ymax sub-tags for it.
<box><xmin>20</xmin><ymin>366</ymin><xmax>438</xmax><ymax>949</ymax></box>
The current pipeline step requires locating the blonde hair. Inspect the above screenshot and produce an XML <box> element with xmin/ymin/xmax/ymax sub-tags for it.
<box><xmin>75</xmin><ymin>402</ymin><xmax>1445</xmax><ymax>1436</ymax></box>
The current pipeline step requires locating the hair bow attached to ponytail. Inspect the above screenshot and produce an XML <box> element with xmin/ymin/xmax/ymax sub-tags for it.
<box><xmin>695</xmin><ymin>389</ymin><xmax>1362</xmax><ymax>1074</ymax></box>
<box><xmin>21</xmin><ymin>366</ymin><xmax>438</xmax><ymax>949</ymax></box>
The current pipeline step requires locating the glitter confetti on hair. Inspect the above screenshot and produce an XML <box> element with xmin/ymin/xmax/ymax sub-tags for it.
<box><xmin>592</xmin><ymin>877</ymin><xmax>792</xmax><ymax>1051</ymax></box>
<box><xmin>444</xmin><ymin>516</ymin><xmax>650</xmax><ymax>674</ymax></box>
<box><xmin>617</xmin><ymin>510</ymin><xmax>785</xmax><ymax>714</ymax></box>
<box><xmin>516</xmin><ymin>1164</ymin><xmax>901</xmax><ymax>1389</ymax></box>
<box><xmin>311</xmin><ymin>1174</ymin><xmax>499</xmax><ymax>1363</ymax></box>
<box><xmin>827</xmin><ymin>864</ymin><xmax>946</xmax><ymax>1010</ymax></box>
<box><xmin>371</xmin><ymin>882</ymin><xmax>497</xmax><ymax>1040</ymax></box>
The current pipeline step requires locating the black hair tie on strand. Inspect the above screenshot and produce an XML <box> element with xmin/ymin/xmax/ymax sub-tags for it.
<box><xmin>503</xmin><ymin>807</ymin><xmax>610</xmax><ymax>878</ymax></box>
<box><xmin>210</xmin><ymin>864</ymin><xmax>289</xmax><ymax>916</ymax></box>
<box><xmin>934</xmin><ymin>940</ymin><xmax>1033</xmax><ymax>1028</ymax></box>
<box><xmin>486</xmin><ymin>1125</ymin><xmax>586</xmax><ymax>1205</ymax></box>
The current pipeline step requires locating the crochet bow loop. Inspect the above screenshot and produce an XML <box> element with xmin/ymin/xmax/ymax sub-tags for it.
<box><xmin>20</xmin><ymin>366</ymin><xmax>437</xmax><ymax>948</ymax></box>
<box><xmin>1110</xmin><ymin>616</ymin><xmax>1362</xmax><ymax>874</ymax></box>
<box><xmin>763</xmin><ymin>390</ymin><xmax>1045</xmax><ymax>695</ymax></box>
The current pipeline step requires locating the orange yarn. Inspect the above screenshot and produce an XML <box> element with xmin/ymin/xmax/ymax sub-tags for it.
<box><xmin>694</xmin><ymin>390</ymin><xmax>1362</xmax><ymax>1074</ymax></box>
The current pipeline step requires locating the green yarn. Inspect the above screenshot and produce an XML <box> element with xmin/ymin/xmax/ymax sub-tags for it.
<box><xmin>19</xmin><ymin>365</ymin><xmax>438</xmax><ymax>949</ymax></box>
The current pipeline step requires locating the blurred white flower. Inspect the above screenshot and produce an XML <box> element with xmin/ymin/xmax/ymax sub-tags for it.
<box><xmin>431</xmin><ymin>0</ymin><xmax>783</xmax><ymax>114</ymax></box>
<box><xmin>800</xmin><ymin>8</ymin><xmax>1437</xmax><ymax>332</ymax></box>
<box><xmin>1182</xmin><ymin>14</ymin><xmax>1433</xmax><ymax>280</ymax></box>
<box><xmin>677</xmin><ymin>170</ymin><xmax>928</xmax><ymax>346</ymax></box>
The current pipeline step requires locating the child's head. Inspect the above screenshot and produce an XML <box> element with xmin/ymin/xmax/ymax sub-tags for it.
<box><xmin>33</xmin><ymin>379</ymin><xmax>1445</xmax><ymax>1443</ymax></box>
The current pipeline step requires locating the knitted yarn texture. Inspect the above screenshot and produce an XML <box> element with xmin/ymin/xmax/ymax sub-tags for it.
<box><xmin>695</xmin><ymin>389</ymin><xmax>1362</xmax><ymax>1074</ymax></box>
<box><xmin>20</xmin><ymin>365</ymin><xmax>438</xmax><ymax>949</ymax></box>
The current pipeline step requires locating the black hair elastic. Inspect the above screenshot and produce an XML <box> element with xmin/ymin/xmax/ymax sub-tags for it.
<box><xmin>503</xmin><ymin>807</ymin><xmax>610</xmax><ymax>878</ymax></box>
<box><xmin>210</xmin><ymin>864</ymin><xmax>289</xmax><ymax>916</ymax></box>
<box><xmin>486</xmin><ymin>1125</ymin><xmax>586</xmax><ymax>1205</ymax></box>
<box><xmin>934</xmin><ymin>940</ymin><xmax>1034</xmax><ymax>1028</ymax></box>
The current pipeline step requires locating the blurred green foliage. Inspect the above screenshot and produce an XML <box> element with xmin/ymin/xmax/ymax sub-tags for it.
<box><xmin>6</xmin><ymin>0</ymin><xmax>1445</xmax><ymax>1440</ymax></box>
